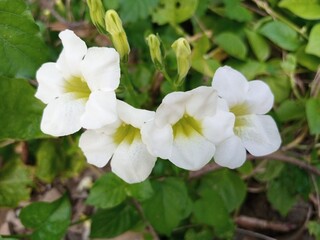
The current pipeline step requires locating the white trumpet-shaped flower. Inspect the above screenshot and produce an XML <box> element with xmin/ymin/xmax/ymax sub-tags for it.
<box><xmin>212</xmin><ymin>66</ymin><xmax>281</xmax><ymax>169</ymax></box>
<box><xmin>79</xmin><ymin>100</ymin><xmax>156</xmax><ymax>183</ymax></box>
<box><xmin>141</xmin><ymin>86</ymin><xmax>235</xmax><ymax>171</ymax></box>
<box><xmin>35</xmin><ymin>29</ymin><xmax>120</xmax><ymax>136</ymax></box>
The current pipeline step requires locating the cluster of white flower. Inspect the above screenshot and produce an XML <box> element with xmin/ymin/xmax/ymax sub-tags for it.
<box><xmin>35</xmin><ymin>30</ymin><xmax>281</xmax><ymax>183</ymax></box>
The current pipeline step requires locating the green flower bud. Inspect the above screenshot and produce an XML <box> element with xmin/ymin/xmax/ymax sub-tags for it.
<box><xmin>87</xmin><ymin>0</ymin><xmax>105</xmax><ymax>33</ymax></box>
<box><xmin>171</xmin><ymin>38</ymin><xmax>191</xmax><ymax>85</ymax></box>
<box><xmin>105</xmin><ymin>10</ymin><xmax>130</xmax><ymax>61</ymax></box>
<box><xmin>146</xmin><ymin>34</ymin><xmax>163</xmax><ymax>69</ymax></box>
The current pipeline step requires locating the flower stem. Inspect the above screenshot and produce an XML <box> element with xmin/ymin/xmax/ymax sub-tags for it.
<box><xmin>120</xmin><ymin>62</ymin><xmax>140</xmax><ymax>107</ymax></box>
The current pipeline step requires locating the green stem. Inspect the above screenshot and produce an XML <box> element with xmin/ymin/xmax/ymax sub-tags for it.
<box><xmin>289</xmin><ymin>73</ymin><xmax>302</xmax><ymax>99</ymax></box>
<box><xmin>120</xmin><ymin>62</ymin><xmax>140</xmax><ymax>107</ymax></box>
<box><xmin>70</xmin><ymin>216</ymin><xmax>91</xmax><ymax>226</ymax></box>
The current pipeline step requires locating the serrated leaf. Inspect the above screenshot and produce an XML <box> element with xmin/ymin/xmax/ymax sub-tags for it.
<box><xmin>198</xmin><ymin>169</ymin><xmax>246</xmax><ymax>212</ymax></box>
<box><xmin>86</xmin><ymin>173</ymin><xmax>127</xmax><ymax>209</ymax></box>
<box><xmin>245</xmin><ymin>29</ymin><xmax>270</xmax><ymax>61</ymax></box>
<box><xmin>259</xmin><ymin>21</ymin><xmax>301</xmax><ymax>51</ymax></box>
<box><xmin>119</xmin><ymin>0</ymin><xmax>158</xmax><ymax>23</ymax></box>
<box><xmin>152</xmin><ymin>0</ymin><xmax>198</xmax><ymax>25</ymax></box>
<box><xmin>0</xmin><ymin>77</ymin><xmax>45</xmax><ymax>140</ymax></box>
<box><xmin>90</xmin><ymin>204</ymin><xmax>140</xmax><ymax>238</ymax></box>
<box><xmin>306</xmin><ymin>24</ymin><xmax>320</xmax><ymax>57</ymax></box>
<box><xmin>20</xmin><ymin>193</ymin><xmax>71</xmax><ymax>240</ymax></box>
<box><xmin>142</xmin><ymin>178</ymin><xmax>192</xmax><ymax>235</ymax></box>
<box><xmin>306</xmin><ymin>98</ymin><xmax>320</xmax><ymax>135</ymax></box>
<box><xmin>279</xmin><ymin>0</ymin><xmax>320</xmax><ymax>20</ymax></box>
<box><xmin>0</xmin><ymin>0</ymin><xmax>49</xmax><ymax>77</ymax></box>
<box><xmin>215</xmin><ymin>32</ymin><xmax>247</xmax><ymax>60</ymax></box>
<box><xmin>0</xmin><ymin>159</ymin><xmax>32</xmax><ymax>207</ymax></box>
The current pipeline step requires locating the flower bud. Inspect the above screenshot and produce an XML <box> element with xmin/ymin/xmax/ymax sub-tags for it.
<box><xmin>105</xmin><ymin>10</ymin><xmax>130</xmax><ymax>61</ymax></box>
<box><xmin>146</xmin><ymin>34</ymin><xmax>163</xmax><ymax>69</ymax></box>
<box><xmin>171</xmin><ymin>38</ymin><xmax>191</xmax><ymax>85</ymax></box>
<box><xmin>87</xmin><ymin>0</ymin><xmax>105</xmax><ymax>33</ymax></box>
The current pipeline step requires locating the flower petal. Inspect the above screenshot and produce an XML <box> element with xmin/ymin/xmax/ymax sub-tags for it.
<box><xmin>186</xmin><ymin>86</ymin><xmax>218</xmax><ymax>119</ymax></box>
<box><xmin>170</xmin><ymin>133</ymin><xmax>215</xmax><ymax>170</ymax></box>
<box><xmin>236</xmin><ymin>115</ymin><xmax>281</xmax><ymax>156</ymax></box>
<box><xmin>245</xmin><ymin>80</ymin><xmax>274</xmax><ymax>114</ymax></box>
<box><xmin>214</xmin><ymin>135</ymin><xmax>246</xmax><ymax>168</ymax></box>
<box><xmin>81</xmin><ymin>91</ymin><xmax>117</xmax><ymax>129</ymax></box>
<box><xmin>81</xmin><ymin>47</ymin><xmax>120</xmax><ymax>91</ymax></box>
<box><xmin>79</xmin><ymin>130</ymin><xmax>116</xmax><ymax>167</ymax></box>
<box><xmin>35</xmin><ymin>63</ymin><xmax>65</xmax><ymax>104</ymax></box>
<box><xmin>111</xmin><ymin>139</ymin><xmax>157</xmax><ymax>183</ymax></box>
<box><xmin>212</xmin><ymin>66</ymin><xmax>249</xmax><ymax>107</ymax></box>
<box><xmin>141</xmin><ymin>121</ymin><xmax>173</xmax><ymax>160</ymax></box>
<box><xmin>41</xmin><ymin>93</ymin><xmax>86</xmax><ymax>136</ymax></box>
<box><xmin>56</xmin><ymin>30</ymin><xmax>87</xmax><ymax>78</ymax></box>
<box><xmin>117</xmin><ymin>100</ymin><xmax>155</xmax><ymax>128</ymax></box>
<box><xmin>202</xmin><ymin>110</ymin><xmax>235</xmax><ymax>144</ymax></box>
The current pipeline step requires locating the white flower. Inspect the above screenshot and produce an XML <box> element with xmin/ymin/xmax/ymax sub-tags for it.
<box><xmin>212</xmin><ymin>66</ymin><xmax>281</xmax><ymax>169</ymax></box>
<box><xmin>79</xmin><ymin>100</ymin><xmax>156</xmax><ymax>183</ymax></box>
<box><xmin>35</xmin><ymin>29</ymin><xmax>120</xmax><ymax>136</ymax></box>
<box><xmin>141</xmin><ymin>86</ymin><xmax>235</xmax><ymax>171</ymax></box>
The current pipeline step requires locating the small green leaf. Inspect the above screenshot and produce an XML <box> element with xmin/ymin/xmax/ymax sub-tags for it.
<box><xmin>152</xmin><ymin>0</ymin><xmax>198</xmax><ymax>25</ymax></box>
<box><xmin>255</xmin><ymin>161</ymin><xmax>285</xmax><ymax>182</ymax></box>
<box><xmin>142</xmin><ymin>178</ymin><xmax>192</xmax><ymax>235</ymax></box>
<box><xmin>215</xmin><ymin>32</ymin><xmax>247</xmax><ymax>60</ymax></box>
<box><xmin>0</xmin><ymin>0</ymin><xmax>49</xmax><ymax>77</ymax></box>
<box><xmin>259</xmin><ymin>21</ymin><xmax>301</xmax><ymax>51</ymax></box>
<box><xmin>296</xmin><ymin>46</ymin><xmax>320</xmax><ymax>71</ymax></box>
<box><xmin>224</xmin><ymin>0</ymin><xmax>252</xmax><ymax>22</ymax></box>
<box><xmin>126</xmin><ymin>180</ymin><xmax>154</xmax><ymax>202</ymax></box>
<box><xmin>307</xmin><ymin>221</ymin><xmax>320</xmax><ymax>239</ymax></box>
<box><xmin>245</xmin><ymin>29</ymin><xmax>270</xmax><ymax>61</ymax></box>
<box><xmin>279</xmin><ymin>0</ymin><xmax>320</xmax><ymax>20</ymax></box>
<box><xmin>306</xmin><ymin>24</ymin><xmax>320</xmax><ymax>57</ymax></box>
<box><xmin>0</xmin><ymin>77</ymin><xmax>45</xmax><ymax>140</ymax></box>
<box><xmin>193</xmin><ymin>190</ymin><xmax>234</xmax><ymax>238</ymax></box>
<box><xmin>185</xmin><ymin>228</ymin><xmax>213</xmax><ymax>240</ymax></box>
<box><xmin>306</xmin><ymin>98</ymin><xmax>320</xmax><ymax>135</ymax></box>
<box><xmin>86</xmin><ymin>173</ymin><xmax>127</xmax><ymax>209</ymax></box>
<box><xmin>276</xmin><ymin>99</ymin><xmax>306</xmax><ymax>122</ymax></box>
<box><xmin>20</xmin><ymin>193</ymin><xmax>71</xmax><ymax>240</ymax></box>
<box><xmin>0</xmin><ymin>159</ymin><xmax>32</xmax><ymax>207</ymax></box>
<box><xmin>119</xmin><ymin>0</ymin><xmax>158</xmax><ymax>23</ymax></box>
<box><xmin>90</xmin><ymin>204</ymin><xmax>140</xmax><ymax>238</ymax></box>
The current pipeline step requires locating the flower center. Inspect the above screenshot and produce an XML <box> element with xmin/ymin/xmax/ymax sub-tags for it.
<box><xmin>172</xmin><ymin>114</ymin><xmax>202</xmax><ymax>138</ymax></box>
<box><xmin>113</xmin><ymin>124</ymin><xmax>141</xmax><ymax>145</ymax></box>
<box><xmin>64</xmin><ymin>76</ymin><xmax>91</xmax><ymax>99</ymax></box>
<box><xmin>230</xmin><ymin>103</ymin><xmax>250</xmax><ymax>116</ymax></box>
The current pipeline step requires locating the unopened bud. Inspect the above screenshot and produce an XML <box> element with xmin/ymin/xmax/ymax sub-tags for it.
<box><xmin>146</xmin><ymin>34</ymin><xmax>163</xmax><ymax>69</ymax></box>
<box><xmin>87</xmin><ymin>0</ymin><xmax>105</xmax><ymax>33</ymax></box>
<box><xmin>171</xmin><ymin>38</ymin><xmax>191</xmax><ymax>85</ymax></box>
<box><xmin>105</xmin><ymin>10</ymin><xmax>130</xmax><ymax>61</ymax></box>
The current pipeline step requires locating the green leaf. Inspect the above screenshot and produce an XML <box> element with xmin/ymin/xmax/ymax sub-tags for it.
<box><xmin>193</xmin><ymin>190</ymin><xmax>234</xmax><ymax>238</ymax></box>
<box><xmin>306</xmin><ymin>24</ymin><xmax>320</xmax><ymax>57</ymax></box>
<box><xmin>86</xmin><ymin>173</ymin><xmax>127</xmax><ymax>209</ymax></box>
<box><xmin>276</xmin><ymin>99</ymin><xmax>306</xmax><ymax>122</ymax></box>
<box><xmin>307</xmin><ymin>221</ymin><xmax>320</xmax><ymax>239</ymax></box>
<box><xmin>215</xmin><ymin>32</ymin><xmax>247</xmax><ymax>60</ymax></box>
<box><xmin>90</xmin><ymin>204</ymin><xmax>140</xmax><ymax>238</ymax></box>
<box><xmin>279</xmin><ymin>0</ymin><xmax>320</xmax><ymax>20</ymax></box>
<box><xmin>142</xmin><ymin>178</ymin><xmax>192</xmax><ymax>235</ymax></box>
<box><xmin>0</xmin><ymin>0</ymin><xmax>49</xmax><ymax>77</ymax></box>
<box><xmin>0</xmin><ymin>159</ymin><xmax>32</xmax><ymax>207</ymax></box>
<box><xmin>259</xmin><ymin>21</ymin><xmax>301</xmax><ymax>51</ymax></box>
<box><xmin>20</xmin><ymin>193</ymin><xmax>71</xmax><ymax>240</ymax></box>
<box><xmin>0</xmin><ymin>77</ymin><xmax>45</xmax><ymax>140</ymax></box>
<box><xmin>255</xmin><ymin>161</ymin><xmax>285</xmax><ymax>182</ymax></box>
<box><xmin>152</xmin><ymin>0</ymin><xmax>198</xmax><ymax>25</ymax></box>
<box><xmin>198</xmin><ymin>169</ymin><xmax>247</xmax><ymax>212</ymax></box>
<box><xmin>306</xmin><ymin>98</ymin><xmax>320</xmax><ymax>135</ymax></box>
<box><xmin>126</xmin><ymin>180</ymin><xmax>154</xmax><ymax>202</ymax></box>
<box><xmin>224</xmin><ymin>0</ymin><xmax>252</xmax><ymax>22</ymax></box>
<box><xmin>245</xmin><ymin>29</ymin><xmax>270</xmax><ymax>61</ymax></box>
<box><xmin>119</xmin><ymin>0</ymin><xmax>158</xmax><ymax>23</ymax></box>
<box><xmin>185</xmin><ymin>228</ymin><xmax>213</xmax><ymax>240</ymax></box>
<box><xmin>296</xmin><ymin>46</ymin><xmax>320</xmax><ymax>71</ymax></box>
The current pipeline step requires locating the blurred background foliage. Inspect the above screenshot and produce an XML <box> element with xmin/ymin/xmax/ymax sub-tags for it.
<box><xmin>0</xmin><ymin>0</ymin><xmax>320</xmax><ymax>239</ymax></box>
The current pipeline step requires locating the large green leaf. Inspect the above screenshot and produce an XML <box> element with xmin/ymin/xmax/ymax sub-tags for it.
<box><xmin>259</xmin><ymin>21</ymin><xmax>301</xmax><ymax>51</ymax></box>
<box><xmin>306</xmin><ymin>98</ymin><xmax>320</xmax><ymax>135</ymax></box>
<box><xmin>306</xmin><ymin>24</ymin><xmax>320</xmax><ymax>58</ymax></box>
<box><xmin>0</xmin><ymin>77</ymin><xmax>45</xmax><ymax>140</ymax></box>
<box><xmin>20</xmin><ymin>193</ymin><xmax>71</xmax><ymax>240</ymax></box>
<box><xmin>152</xmin><ymin>0</ymin><xmax>198</xmax><ymax>25</ymax></box>
<box><xmin>119</xmin><ymin>0</ymin><xmax>158</xmax><ymax>23</ymax></box>
<box><xmin>279</xmin><ymin>0</ymin><xmax>320</xmax><ymax>20</ymax></box>
<box><xmin>0</xmin><ymin>159</ymin><xmax>32</xmax><ymax>207</ymax></box>
<box><xmin>215</xmin><ymin>32</ymin><xmax>247</xmax><ymax>60</ymax></box>
<box><xmin>245</xmin><ymin>29</ymin><xmax>270</xmax><ymax>61</ymax></box>
<box><xmin>142</xmin><ymin>178</ymin><xmax>192</xmax><ymax>235</ymax></box>
<box><xmin>90</xmin><ymin>204</ymin><xmax>140</xmax><ymax>238</ymax></box>
<box><xmin>0</xmin><ymin>0</ymin><xmax>49</xmax><ymax>77</ymax></box>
